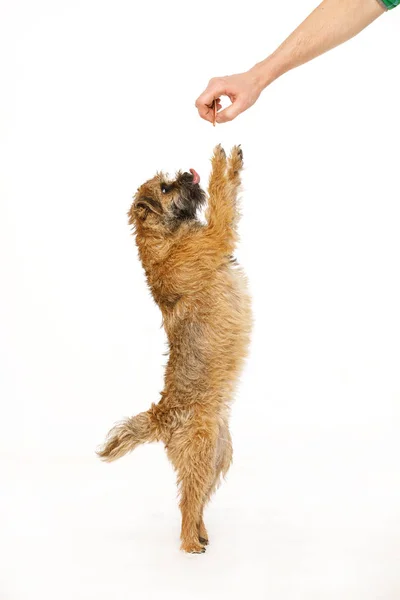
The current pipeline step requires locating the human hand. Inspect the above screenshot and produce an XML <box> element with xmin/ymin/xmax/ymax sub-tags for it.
<box><xmin>195</xmin><ymin>70</ymin><xmax>264</xmax><ymax>124</ymax></box>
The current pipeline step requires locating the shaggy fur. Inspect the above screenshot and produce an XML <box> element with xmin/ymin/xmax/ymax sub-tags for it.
<box><xmin>98</xmin><ymin>145</ymin><xmax>252</xmax><ymax>554</ymax></box>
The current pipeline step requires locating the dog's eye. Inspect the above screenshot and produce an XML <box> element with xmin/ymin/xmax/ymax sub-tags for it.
<box><xmin>161</xmin><ymin>183</ymin><xmax>173</xmax><ymax>195</ymax></box>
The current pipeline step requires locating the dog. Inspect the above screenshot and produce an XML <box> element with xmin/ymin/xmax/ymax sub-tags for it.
<box><xmin>98</xmin><ymin>145</ymin><xmax>252</xmax><ymax>554</ymax></box>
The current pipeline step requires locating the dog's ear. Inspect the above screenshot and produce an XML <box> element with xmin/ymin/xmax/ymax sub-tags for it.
<box><xmin>135</xmin><ymin>196</ymin><xmax>163</xmax><ymax>217</ymax></box>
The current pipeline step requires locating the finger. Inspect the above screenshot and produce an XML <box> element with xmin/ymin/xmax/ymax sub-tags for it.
<box><xmin>198</xmin><ymin>100</ymin><xmax>222</xmax><ymax>123</ymax></box>
<box><xmin>195</xmin><ymin>79</ymin><xmax>226</xmax><ymax>118</ymax></box>
<box><xmin>216</xmin><ymin>99</ymin><xmax>245</xmax><ymax>124</ymax></box>
<box><xmin>200</xmin><ymin>106</ymin><xmax>215</xmax><ymax>124</ymax></box>
<box><xmin>195</xmin><ymin>100</ymin><xmax>214</xmax><ymax>122</ymax></box>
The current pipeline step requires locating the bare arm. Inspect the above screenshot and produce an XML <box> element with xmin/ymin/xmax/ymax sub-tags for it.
<box><xmin>195</xmin><ymin>0</ymin><xmax>386</xmax><ymax>124</ymax></box>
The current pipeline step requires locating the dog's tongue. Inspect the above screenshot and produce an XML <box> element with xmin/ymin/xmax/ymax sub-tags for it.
<box><xmin>189</xmin><ymin>168</ymin><xmax>200</xmax><ymax>185</ymax></box>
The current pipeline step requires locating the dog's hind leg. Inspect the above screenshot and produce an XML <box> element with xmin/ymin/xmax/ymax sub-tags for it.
<box><xmin>198</xmin><ymin>423</ymin><xmax>233</xmax><ymax>545</ymax></box>
<box><xmin>168</xmin><ymin>427</ymin><xmax>218</xmax><ymax>554</ymax></box>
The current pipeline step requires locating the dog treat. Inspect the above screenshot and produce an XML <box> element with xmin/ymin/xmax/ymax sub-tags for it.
<box><xmin>212</xmin><ymin>99</ymin><xmax>217</xmax><ymax>127</ymax></box>
<box><xmin>98</xmin><ymin>145</ymin><xmax>251</xmax><ymax>554</ymax></box>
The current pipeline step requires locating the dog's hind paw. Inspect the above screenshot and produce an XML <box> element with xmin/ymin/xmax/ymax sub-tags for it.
<box><xmin>181</xmin><ymin>541</ymin><xmax>207</xmax><ymax>554</ymax></box>
<box><xmin>198</xmin><ymin>536</ymin><xmax>209</xmax><ymax>546</ymax></box>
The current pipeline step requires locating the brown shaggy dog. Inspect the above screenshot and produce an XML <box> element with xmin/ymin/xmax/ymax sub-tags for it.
<box><xmin>98</xmin><ymin>145</ymin><xmax>252</xmax><ymax>553</ymax></box>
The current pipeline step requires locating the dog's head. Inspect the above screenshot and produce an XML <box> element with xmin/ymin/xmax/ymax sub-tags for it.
<box><xmin>129</xmin><ymin>169</ymin><xmax>206</xmax><ymax>233</ymax></box>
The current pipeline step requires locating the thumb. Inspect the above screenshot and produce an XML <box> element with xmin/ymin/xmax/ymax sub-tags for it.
<box><xmin>216</xmin><ymin>99</ymin><xmax>245</xmax><ymax>124</ymax></box>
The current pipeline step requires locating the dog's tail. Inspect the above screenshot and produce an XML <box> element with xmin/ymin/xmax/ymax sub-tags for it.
<box><xmin>97</xmin><ymin>408</ymin><xmax>158</xmax><ymax>462</ymax></box>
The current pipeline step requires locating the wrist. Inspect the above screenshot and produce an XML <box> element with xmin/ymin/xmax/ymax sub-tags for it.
<box><xmin>249</xmin><ymin>53</ymin><xmax>284</xmax><ymax>91</ymax></box>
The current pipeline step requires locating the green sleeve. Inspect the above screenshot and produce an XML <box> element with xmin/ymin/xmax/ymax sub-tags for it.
<box><xmin>377</xmin><ymin>0</ymin><xmax>399</xmax><ymax>8</ymax></box>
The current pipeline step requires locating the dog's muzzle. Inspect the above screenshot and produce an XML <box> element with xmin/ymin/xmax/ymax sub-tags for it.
<box><xmin>173</xmin><ymin>172</ymin><xmax>205</xmax><ymax>220</ymax></box>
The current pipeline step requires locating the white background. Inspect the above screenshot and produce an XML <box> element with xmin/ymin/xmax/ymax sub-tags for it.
<box><xmin>1</xmin><ymin>1</ymin><xmax>399</xmax><ymax>598</ymax></box>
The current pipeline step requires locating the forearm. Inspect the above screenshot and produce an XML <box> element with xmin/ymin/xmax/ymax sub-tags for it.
<box><xmin>251</xmin><ymin>0</ymin><xmax>386</xmax><ymax>89</ymax></box>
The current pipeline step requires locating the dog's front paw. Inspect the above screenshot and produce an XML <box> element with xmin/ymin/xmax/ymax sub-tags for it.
<box><xmin>229</xmin><ymin>145</ymin><xmax>243</xmax><ymax>175</ymax></box>
<box><xmin>214</xmin><ymin>143</ymin><xmax>226</xmax><ymax>158</ymax></box>
<box><xmin>211</xmin><ymin>144</ymin><xmax>227</xmax><ymax>173</ymax></box>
